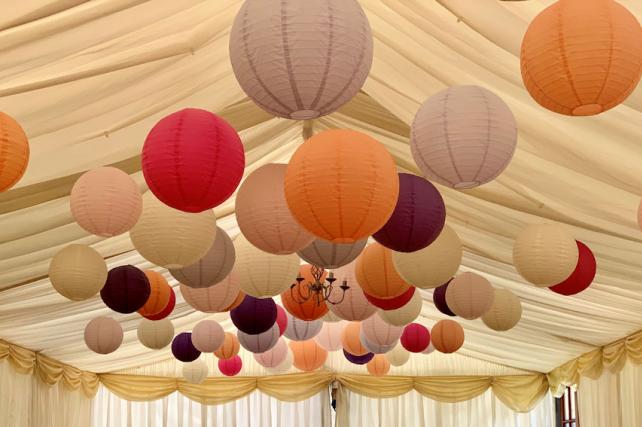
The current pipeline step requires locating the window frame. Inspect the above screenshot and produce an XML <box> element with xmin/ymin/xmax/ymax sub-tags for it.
<box><xmin>556</xmin><ymin>386</ymin><xmax>580</xmax><ymax>427</ymax></box>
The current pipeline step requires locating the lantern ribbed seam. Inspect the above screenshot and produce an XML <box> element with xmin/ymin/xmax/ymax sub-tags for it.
<box><xmin>280</xmin><ymin>0</ymin><xmax>304</xmax><ymax>110</ymax></box>
<box><xmin>197</xmin><ymin>117</ymin><xmax>221</xmax><ymax>212</ymax></box>
<box><xmin>310</xmin><ymin>0</ymin><xmax>335</xmax><ymax>110</ymax></box>
<box><xmin>442</xmin><ymin>91</ymin><xmax>462</xmax><ymax>185</ymax></box>
<box><xmin>350</xmin><ymin>146</ymin><xmax>378</xmax><ymax>240</ymax></box>
<box><xmin>593</xmin><ymin>2</ymin><xmax>614</xmax><ymax>106</ymax></box>
<box><xmin>556</xmin><ymin>2</ymin><xmax>582</xmax><ymax>108</ymax></box>
<box><xmin>300</xmin><ymin>146</ymin><xmax>334</xmax><ymax>240</ymax></box>
<box><xmin>471</xmin><ymin>88</ymin><xmax>492</xmax><ymax>184</ymax></box>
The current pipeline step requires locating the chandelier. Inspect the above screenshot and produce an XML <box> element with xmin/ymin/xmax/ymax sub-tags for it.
<box><xmin>289</xmin><ymin>265</ymin><xmax>349</xmax><ymax>306</ymax></box>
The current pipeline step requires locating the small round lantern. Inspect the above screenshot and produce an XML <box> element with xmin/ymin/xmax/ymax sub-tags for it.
<box><xmin>431</xmin><ymin>320</ymin><xmax>464</xmax><ymax>354</ymax></box>
<box><xmin>231</xmin><ymin>296</ymin><xmax>277</xmax><ymax>335</ymax></box>
<box><xmin>379</xmin><ymin>289</ymin><xmax>423</xmax><ymax>327</ymax></box>
<box><xmin>137</xmin><ymin>318</ymin><xmax>174</xmax><ymax>350</ymax></box>
<box><xmin>315</xmin><ymin>321</ymin><xmax>346</xmax><ymax>352</ymax></box>
<box><xmin>143</xmin><ymin>288</ymin><xmax>176</xmax><ymax>320</ymax></box>
<box><xmin>180</xmin><ymin>271</ymin><xmax>240</xmax><ymax>313</ymax></box>
<box><xmin>400</xmin><ymin>323</ymin><xmax>430</xmax><ymax>353</ymax></box>
<box><xmin>84</xmin><ymin>317</ymin><xmax>123</xmax><ymax>355</ymax></box>
<box><xmin>549</xmin><ymin>241</ymin><xmax>597</xmax><ymax>296</ymax></box>
<box><xmin>191</xmin><ymin>320</ymin><xmax>225</xmax><ymax>353</ymax></box>
<box><xmin>238</xmin><ymin>323</ymin><xmax>280</xmax><ymax>353</ymax></box>
<box><xmin>172</xmin><ymin>332</ymin><xmax>201</xmax><ymax>362</ymax></box>
<box><xmin>433</xmin><ymin>280</ymin><xmax>456</xmax><ymax>317</ymax></box>
<box><xmin>100</xmin><ymin>265</ymin><xmax>151</xmax><ymax>314</ymax></box>
<box><xmin>367</xmin><ymin>354</ymin><xmax>391</xmax><ymax>376</ymax></box>
<box><xmin>254</xmin><ymin>339</ymin><xmax>289</xmax><ymax>369</ymax></box>
<box><xmin>445</xmin><ymin>272</ymin><xmax>495</xmax><ymax>320</ymax></box>
<box><xmin>341</xmin><ymin>322</ymin><xmax>369</xmax><ymax>356</ymax></box>
<box><xmin>183</xmin><ymin>360</ymin><xmax>208</xmax><ymax>384</ymax></box>
<box><xmin>0</xmin><ymin>112</ymin><xmax>29</xmax><ymax>192</ymax></box>
<box><xmin>482</xmin><ymin>288</ymin><xmax>523</xmax><ymax>332</ymax></box>
<box><xmin>386</xmin><ymin>344</ymin><xmax>410</xmax><ymax>367</ymax></box>
<box><xmin>214</xmin><ymin>333</ymin><xmax>240</xmax><ymax>360</ymax></box>
<box><xmin>290</xmin><ymin>340</ymin><xmax>328</xmax><ymax>372</ymax></box>
<box><xmin>356</xmin><ymin>243</ymin><xmax>411</xmax><ymax>299</ymax></box>
<box><xmin>284</xmin><ymin>314</ymin><xmax>323</xmax><ymax>341</ymax></box>
<box><xmin>218</xmin><ymin>355</ymin><xmax>243</xmax><ymax>377</ymax></box>
<box><xmin>281</xmin><ymin>264</ymin><xmax>329</xmax><ymax>321</ymax></box>
<box><xmin>49</xmin><ymin>244</ymin><xmax>108</xmax><ymax>301</ymax></box>
<box><xmin>361</xmin><ymin>314</ymin><xmax>403</xmax><ymax>347</ymax></box>
<box><xmin>343</xmin><ymin>349</ymin><xmax>374</xmax><ymax>365</ymax></box>
<box><xmin>298</xmin><ymin>238</ymin><xmax>367</xmax><ymax>269</ymax></box>
<box><xmin>365</xmin><ymin>286</ymin><xmax>416</xmax><ymax>311</ymax></box>
<box><xmin>137</xmin><ymin>270</ymin><xmax>172</xmax><ymax>318</ymax></box>
<box><xmin>328</xmin><ymin>261</ymin><xmax>377</xmax><ymax>321</ymax></box>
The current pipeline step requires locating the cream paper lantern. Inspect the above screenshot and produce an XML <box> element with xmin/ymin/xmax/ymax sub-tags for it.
<box><xmin>328</xmin><ymin>261</ymin><xmax>377</xmax><ymax>321</ymax></box>
<box><xmin>180</xmin><ymin>271</ymin><xmax>240</xmax><ymax>313</ymax></box>
<box><xmin>191</xmin><ymin>320</ymin><xmax>225</xmax><ymax>352</ymax></box>
<box><xmin>49</xmin><ymin>244</ymin><xmax>108</xmax><ymax>301</ymax></box>
<box><xmin>284</xmin><ymin>314</ymin><xmax>323</xmax><ymax>341</ymax></box>
<box><xmin>482</xmin><ymin>288</ymin><xmax>523</xmax><ymax>332</ymax></box>
<box><xmin>130</xmin><ymin>194</ymin><xmax>217</xmax><ymax>269</ymax></box>
<box><xmin>361</xmin><ymin>313</ymin><xmax>403</xmax><ymax>347</ymax></box>
<box><xmin>315</xmin><ymin>321</ymin><xmax>346</xmax><ymax>352</ymax></box>
<box><xmin>298</xmin><ymin>238</ymin><xmax>367</xmax><ymax>269</ymax></box>
<box><xmin>392</xmin><ymin>225</ymin><xmax>462</xmax><ymax>289</ymax></box>
<box><xmin>137</xmin><ymin>318</ymin><xmax>175</xmax><ymax>350</ymax></box>
<box><xmin>84</xmin><ymin>317</ymin><xmax>123</xmax><ymax>355</ymax></box>
<box><xmin>411</xmin><ymin>86</ymin><xmax>517</xmax><ymax>189</ymax></box>
<box><xmin>445</xmin><ymin>272</ymin><xmax>495</xmax><ymax>320</ymax></box>
<box><xmin>229</xmin><ymin>0</ymin><xmax>373</xmax><ymax>120</ymax></box>
<box><xmin>379</xmin><ymin>290</ymin><xmax>423</xmax><ymax>327</ymax></box>
<box><xmin>386</xmin><ymin>343</ymin><xmax>410</xmax><ymax>367</ymax></box>
<box><xmin>182</xmin><ymin>359</ymin><xmax>208</xmax><ymax>384</ymax></box>
<box><xmin>513</xmin><ymin>223</ymin><xmax>579</xmax><ymax>287</ymax></box>
<box><xmin>234</xmin><ymin>234</ymin><xmax>300</xmax><ymax>298</ymax></box>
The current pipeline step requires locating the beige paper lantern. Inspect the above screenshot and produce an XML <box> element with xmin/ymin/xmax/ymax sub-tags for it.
<box><xmin>445</xmin><ymin>272</ymin><xmax>495</xmax><ymax>320</ymax></box>
<box><xmin>482</xmin><ymin>288</ymin><xmax>523</xmax><ymax>332</ymax></box>
<box><xmin>298</xmin><ymin>238</ymin><xmax>367</xmax><ymax>269</ymax></box>
<box><xmin>84</xmin><ymin>317</ymin><xmax>123</xmax><ymax>355</ymax></box>
<box><xmin>229</xmin><ymin>0</ymin><xmax>373</xmax><ymax>120</ymax></box>
<box><xmin>431</xmin><ymin>320</ymin><xmax>464</xmax><ymax>354</ymax></box>
<box><xmin>182</xmin><ymin>359</ymin><xmax>208</xmax><ymax>384</ymax></box>
<box><xmin>411</xmin><ymin>86</ymin><xmax>517</xmax><ymax>189</ymax></box>
<box><xmin>513</xmin><ymin>223</ymin><xmax>578</xmax><ymax>287</ymax></box>
<box><xmin>169</xmin><ymin>226</ymin><xmax>235</xmax><ymax>288</ymax></box>
<box><xmin>328</xmin><ymin>261</ymin><xmax>377</xmax><ymax>321</ymax></box>
<box><xmin>49</xmin><ymin>244</ymin><xmax>108</xmax><ymax>301</ymax></box>
<box><xmin>392</xmin><ymin>225</ymin><xmax>463</xmax><ymax>289</ymax></box>
<box><xmin>130</xmin><ymin>193</ymin><xmax>217</xmax><ymax>269</ymax></box>
<box><xmin>234</xmin><ymin>234</ymin><xmax>300</xmax><ymax>298</ymax></box>
<box><xmin>70</xmin><ymin>167</ymin><xmax>142</xmax><ymax>237</ymax></box>
<box><xmin>179</xmin><ymin>271</ymin><xmax>240</xmax><ymax>313</ymax></box>
<box><xmin>367</xmin><ymin>354</ymin><xmax>390</xmax><ymax>376</ymax></box>
<box><xmin>315</xmin><ymin>321</ymin><xmax>346</xmax><ymax>352</ymax></box>
<box><xmin>379</xmin><ymin>290</ymin><xmax>423</xmax><ymax>327</ymax></box>
<box><xmin>191</xmin><ymin>320</ymin><xmax>225</xmax><ymax>352</ymax></box>
<box><xmin>137</xmin><ymin>318</ymin><xmax>174</xmax><ymax>350</ymax></box>
<box><xmin>386</xmin><ymin>343</ymin><xmax>410</xmax><ymax>367</ymax></box>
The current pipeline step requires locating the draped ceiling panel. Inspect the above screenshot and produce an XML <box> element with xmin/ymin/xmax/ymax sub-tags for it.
<box><xmin>1</xmin><ymin>0</ymin><xmax>642</xmax><ymax>377</ymax></box>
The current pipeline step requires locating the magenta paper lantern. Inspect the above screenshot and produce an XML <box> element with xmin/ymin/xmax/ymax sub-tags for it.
<box><xmin>180</xmin><ymin>271</ymin><xmax>240</xmax><ymax>313</ymax></box>
<box><xmin>191</xmin><ymin>320</ymin><xmax>225</xmax><ymax>353</ymax></box>
<box><xmin>343</xmin><ymin>349</ymin><xmax>374</xmax><ymax>365</ymax></box>
<box><xmin>218</xmin><ymin>355</ymin><xmax>243</xmax><ymax>377</ymax></box>
<box><xmin>365</xmin><ymin>286</ymin><xmax>416</xmax><ymax>311</ymax></box>
<box><xmin>284</xmin><ymin>314</ymin><xmax>323</xmax><ymax>341</ymax></box>
<box><xmin>328</xmin><ymin>261</ymin><xmax>377</xmax><ymax>321</ymax></box>
<box><xmin>276</xmin><ymin>305</ymin><xmax>288</xmax><ymax>336</ymax></box>
<box><xmin>549</xmin><ymin>241</ymin><xmax>597</xmax><ymax>296</ymax></box>
<box><xmin>100</xmin><ymin>265</ymin><xmax>151</xmax><ymax>314</ymax></box>
<box><xmin>142</xmin><ymin>108</ymin><xmax>245</xmax><ymax>212</ymax></box>
<box><xmin>298</xmin><ymin>238</ymin><xmax>367</xmax><ymax>269</ymax></box>
<box><xmin>373</xmin><ymin>173</ymin><xmax>446</xmax><ymax>252</ymax></box>
<box><xmin>171</xmin><ymin>332</ymin><xmax>201</xmax><ymax>362</ymax></box>
<box><xmin>433</xmin><ymin>280</ymin><xmax>456</xmax><ymax>317</ymax></box>
<box><xmin>360</xmin><ymin>330</ymin><xmax>396</xmax><ymax>354</ymax></box>
<box><xmin>143</xmin><ymin>288</ymin><xmax>175</xmax><ymax>320</ymax></box>
<box><xmin>230</xmin><ymin>296</ymin><xmax>277</xmax><ymax>335</ymax></box>
<box><xmin>361</xmin><ymin>313</ymin><xmax>403</xmax><ymax>347</ymax></box>
<box><xmin>315</xmin><ymin>321</ymin><xmax>346</xmax><ymax>352</ymax></box>
<box><xmin>254</xmin><ymin>338</ymin><xmax>289</xmax><ymax>368</ymax></box>
<box><xmin>238</xmin><ymin>323</ymin><xmax>281</xmax><ymax>353</ymax></box>
<box><xmin>400</xmin><ymin>323</ymin><xmax>430</xmax><ymax>353</ymax></box>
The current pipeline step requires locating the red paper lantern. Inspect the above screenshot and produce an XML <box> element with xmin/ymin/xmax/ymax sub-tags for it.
<box><xmin>218</xmin><ymin>355</ymin><xmax>242</xmax><ymax>376</ymax></box>
<box><xmin>400</xmin><ymin>323</ymin><xmax>430</xmax><ymax>353</ymax></box>
<box><xmin>365</xmin><ymin>286</ymin><xmax>416</xmax><ymax>311</ymax></box>
<box><xmin>549</xmin><ymin>241</ymin><xmax>596</xmax><ymax>296</ymax></box>
<box><xmin>142</xmin><ymin>108</ymin><xmax>245</xmax><ymax>212</ymax></box>
<box><xmin>276</xmin><ymin>305</ymin><xmax>288</xmax><ymax>336</ymax></box>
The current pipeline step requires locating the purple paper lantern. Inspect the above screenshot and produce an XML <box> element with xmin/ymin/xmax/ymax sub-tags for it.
<box><xmin>171</xmin><ymin>332</ymin><xmax>201</xmax><ymax>362</ymax></box>
<box><xmin>237</xmin><ymin>323</ymin><xmax>280</xmax><ymax>353</ymax></box>
<box><xmin>343</xmin><ymin>349</ymin><xmax>374</xmax><ymax>365</ymax></box>
<box><xmin>433</xmin><ymin>280</ymin><xmax>456</xmax><ymax>317</ymax></box>
<box><xmin>230</xmin><ymin>295</ymin><xmax>277</xmax><ymax>334</ymax></box>
<box><xmin>100</xmin><ymin>265</ymin><xmax>151</xmax><ymax>313</ymax></box>
<box><xmin>373</xmin><ymin>173</ymin><xmax>446</xmax><ymax>252</ymax></box>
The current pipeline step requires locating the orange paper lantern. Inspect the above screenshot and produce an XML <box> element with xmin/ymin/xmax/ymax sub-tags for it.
<box><xmin>281</xmin><ymin>265</ymin><xmax>329</xmax><ymax>321</ymax></box>
<box><xmin>224</xmin><ymin>291</ymin><xmax>245</xmax><ymax>312</ymax></box>
<box><xmin>289</xmin><ymin>340</ymin><xmax>328</xmax><ymax>372</ymax></box>
<box><xmin>367</xmin><ymin>354</ymin><xmax>390</xmax><ymax>376</ymax></box>
<box><xmin>137</xmin><ymin>271</ymin><xmax>172</xmax><ymax>317</ymax></box>
<box><xmin>431</xmin><ymin>320</ymin><xmax>465</xmax><ymax>354</ymax></box>
<box><xmin>355</xmin><ymin>243</ymin><xmax>411</xmax><ymax>299</ymax></box>
<box><xmin>0</xmin><ymin>112</ymin><xmax>29</xmax><ymax>192</ymax></box>
<box><xmin>341</xmin><ymin>322</ymin><xmax>369</xmax><ymax>356</ymax></box>
<box><xmin>213</xmin><ymin>332</ymin><xmax>240</xmax><ymax>360</ymax></box>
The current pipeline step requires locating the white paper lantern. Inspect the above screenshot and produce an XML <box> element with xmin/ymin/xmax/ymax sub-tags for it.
<box><xmin>386</xmin><ymin>343</ymin><xmax>410</xmax><ymax>367</ymax></box>
<box><xmin>284</xmin><ymin>314</ymin><xmax>322</xmax><ymax>341</ymax></box>
<box><xmin>182</xmin><ymin>359</ymin><xmax>208</xmax><ymax>384</ymax></box>
<box><xmin>315</xmin><ymin>321</ymin><xmax>346</xmax><ymax>352</ymax></box>
<box><xmin>49</xmin><ymin>244</ymin><xmax>108</xmax><ymax>301</ymax></box>
<box><xmin>378</xmin><ymin>290</ymin><xmax>423</xmax><ymax>327</ymax></box>
<box><xmin>137</xmin><ymin>318</ymin><xmax>174</xmax><ymax>350</ymax></box>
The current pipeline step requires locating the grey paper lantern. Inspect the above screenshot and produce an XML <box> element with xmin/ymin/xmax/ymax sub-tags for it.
<box><xmin>298</xmin><ymin>238</ymin><xmax>367</xmax><ymax>269</ymax></box>
<box><xmin>238</xmin><ymin>323</ymin><xmax>281</xmax><ymax>354</ymax></box>
<box><xmin>284</xmin><ymin>314</ymin><xmax>323</xmax><ymax>341</ymax></box>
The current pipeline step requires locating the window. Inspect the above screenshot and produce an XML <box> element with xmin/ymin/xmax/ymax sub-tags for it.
<box><xmin>556</xmin><ymin>386</ymin><xmax>580</xmax><ymax>427</ymax></box>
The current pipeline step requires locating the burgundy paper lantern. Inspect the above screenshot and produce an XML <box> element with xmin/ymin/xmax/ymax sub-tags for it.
<box><xmin>171</xmin><ymin>332</ymin><xmax>201</xmax><ymax>362</ymax></box>
<box><xmin>373</xmin><ymin>173</ymin><xmax>446</xmax><ymax>252</ymax></box>
<box><xmin>343</xmin><ymin>349</ymin><xmax>374</xmax><ymax>365</ymax></box>
<box><xmin>400</xmin><ymin>323</ymin><xmax>430</xmax><ymax>353</ymax></box>
<box><xmin>230</xmin><ymin>296</ymin><xmax>277</xmax><ymax>335</ymax></box>
<box><xmin>238</xmin><ymin>323</ymin><xmax>280</xmax><ymax>353</ymax></box>
<box><xmin>276</xmin><ymin>305</ymin><xmax>288</xmax><ymax>336</ymax></box>
<box><xmin>433</xmin><ymin>280</ymin><xmax>456</xmax><ymax>317</ymax></box>
<box><xmin>100</xmin><ymin>265</ymin><xmax>151</xmax><ymax>314</ymax></box>
<box><xmin>549</xmin><ymin>241</ymin><xmax>597</xmax><ymax>296</ymax></box>
<box><xmin>365</xmin><ymin>286</ymin><xmax>416</xmax><ymax>311</ymax></box>
<box><xmin>218</xmin><ymin>355</ymin><xmax>243</xmax><ymax>376</ymax></box>
<box><xmin>143</xmin><ymin>288</ymin><xmax>175</xmax><ymax>320</ymax></box>
<box><xmin>142</xmin><ymin>108</ymin><xmax>245</xmax><ymax>212</ymax></box>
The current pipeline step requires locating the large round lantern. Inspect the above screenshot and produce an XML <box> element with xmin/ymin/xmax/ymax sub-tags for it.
<box><xmin>214</xmin><ymin>333</ymin><xmax>240</xmax><ymax>360</ymax></box>
<box><xmin>365</xmin><ymin>286</ymin><xmax>416</xmax><ymax>311</ymax></box>
<box><xmin>130</xmin><ymin>194</ymin><xmax>217</xmax><ymax>269</ymax></box>
<box><xmin>144</xmin><ymin>288</ymin><xmax>176</xmax><ymax>320</ymax></box>
<box><xmin>393</xmin><ymin>225</ymin><xmax>463</xmax><ymax>289</ymax></box>
<box><xmin>356</xmin><ymin>243</ymin><xmax>411</xmax><ymax>299</ymax></box>
<box><xmin>328</xmin><ymin>261</ymin><xmax>377</xmax><ymax>321</ymax></box>
<box><xmin>549</xmin><ymin>241</ymin><xmax>597</xmax><ymax>296</ymax></box>
<box><xmin>0</xmin><ymin>112</ymin><xmax>29</xmax><ymax>192</ymax></box>
<box><xmin>100</xmin><ymin>265</ymin><xmax>151</xmax><ymax>314</ymax></box>
<box><xmin>386</xmin><ymin>344</ymin><xmax>410</xmax><ymax>367</ymax></box>
<box><xmin>411</xmin><ymin>86</ymin><xmax>517</xmax><ymax>188</ymax></box>
<box><xmin>254</xmin><ymin>339</ymin><xmax>289</xmax><ymax>369</ymax></box>
<box><xmin>49</xmin><ymin>244</ymin><xmax>107</xmax><ymax>301</ymax></box>
<box><xmin>238</xmin><ymin>324</ymin><xmax>280</xmax><ymax>353</ymax></box>
<box><xmin>172</xmin><ymin>332</ymin><xmax>201</xmax><ymax>362</ymax></box>
<box><xmin>431</xmin><ymin>320</ymin><xmax>464</xmax><ymax>354</ymax></box>
<box><xmin>191</xmin><ymin>320</ymin><xmax>225</xmax><ymax>353</ymax></box>
<box><xmin>281</xmin><ymin>265</ymin><xmax>329</xmax><ymax>321</ymax></box>
<box><xmin>343</xmin><ymin>349</ymin><xmax>374</xmax><ymax>365</ymax></box>
<box><xmin>284</xmin><ymin>130</ymin><xmax>399</xmax><ymax>243</ymax></box>
<box><xmin>180</xmin><ymin>272</ymin><xmax>240</xmax><ymax>313</ymax></box>
<box><xmin>229</xmin><ymin>0</ymin><xmax>373</xmax><ymax>120</ymax></box>
<box><xmin>230</xmin><ymin>296</ymin><xmax>277</xmax><ymax>335</ymax></box>
<box><xmin>367</xmin><ymin>355</ymin><xmax>391</xmax><ymax>376</ymax></box>
<box><xmin>169</xmin><ymin>226</ymin><xmax>235</xmax><ymax>288</ymax></box>
<box><xmin>137</xmin><ymin>318</ymin><xmax>174</xmax><ymax>350</ymax></box>
<box><xmin>341</xmin><ymin>322</ymin><xmax>369</xmax><ymax>356</ymax></box>
<box><xmin>218</xmin><ymin>355</ymin><xmax>243</xmax><ymax>377</ymax></box>
<box><xmin>513</xmin><ymin>223</ymin><xmax>578</xmax><ymax>287</ymax></box>
<box><xmin>183</xmin><ymin>360</ymin><xmax>208</xmax><ymax>384</ymax></box>
<box><xmin>137</xmin><ymin>270</ymin><xmax>172</xmax><ymax>318</ymax></box>
<box><xmin>315</xmin><ymin>321</ymin><xmax>345</xmax><ymax>352</ymax></box>
<box><xmin>234</xmin><ymin>234</ymin><xmax>300</xmax><ymax>298</ymax></box>
<box><xmin>400</xmin><ymin>323</ymin><xmax>430</xmax><ymax>353</ymax></box>
<box><xmin>70</xmin><ymin>167</ymin><xmax>142</xmax><ymax>237</ymax></box>
<box><xmin>361</xmin><ymin>314</ymin><xmax>403</xmax><ymax>348</ymax></box>
<box><xmin>433</xmin><ymin>280</ymin><xmax>456</xmax><ymax>317</ymax></box>
<box><xmin>84</xmin><ymin>317</ymin><xmax>123</xmax><ymax>355</ymax></box>
<box><xmin>298</xmin><ymin>238</ymin><xmax>367</xmax><ymax>269</ymax></box>
<box><xmin>236</xmin><ymin>163</ymin><xmax>314</xmax><ymax>254</ymax></box>
<box><xmin>373</xmin><ymin>173</ymin><xmax>446</xmax><ymax>252</ymax></box>
<box><xmin>142</xmin><ymin>108</ymin><xmax>245</xmax><ymax>212</ymax></box>
<box><xmin>520</xmin><ymin>0</ymin><xmax>642</xmax><ymax>116</ymax></box>
<box><xmin>290</xmin><ymin>340</ymin><xmax>328</xmax><ymax>372</ymax></box>
<box><xmin>445</xmin><ymin>272</ymin><xmax>495</xmax><ymax>320</ymax></box>
<box><xmin>284</xmin><ymin>314</ymin><xmax>323</xmax><ymax>341</ymax></box>
<box><xmin>379</xmin><ymin>290</ymin><xmax>423</xmax><ymax>327</ymax></box>
<box><xmin>482</xmin><ymin>289</ymin><xmax>522</xmax><ymax>332</ymax></box>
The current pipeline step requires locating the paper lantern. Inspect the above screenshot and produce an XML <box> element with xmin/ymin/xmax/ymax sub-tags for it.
<box><xmin>238</xmin><ymin>323</ymin><xmax>280</xmax><ymax>353</ymax></box>
<box><xmin>365</xmin><ymin>286</ymin><xmax>416</xmax><ymax>311</ymax></box>
<box><xmin>400</xmin><ymin>323</ymin><xmax>430</xmax><ymax>353</ymax></box>
<box><xmin>315</xmin><ymin>321</ymin><xmax>346</xmax><ymax>352</ymax></box>
<box><xmin>172</xmin><ymin>332</ymin><xmax>201</xmax><ymax>362</ymax></box>
<box><xmin>267</xmin><ymin>351</ymin><xmax>293</xmax><ymax>374</ymax></box>
<box><xmin>137</xmin><ymin>270</ymin><xmax>172</xmax><ymax>317</ymax></box>
<box><xmin>281</xmin><ymin>264</ymin><xmax>329</xmax><ymax>321</ymax></box>
<box><xmin>0</xmin><ymin>112</ymin><xmax>29</xmax><ymax>192</ymax></box>
<box><xmin>100</xmin><ymin>265</ymin><xmax>151</xmax><ymax>314</ymax></box>
<box><xmin>130</xmin><ymin>194</ymin><xmax>217</xmax><ymax>269</ymax></box>
<box><xmin>70</xmin><ymin>167</ymin><xmax>142</xmax><ymax>237</ymax></box>
<box><xmin>231</xmin><ymin>296</ymin><xmax>277</xmax><ymax>335</ymax></box>
<box><xmin>49</xmin><ymin>244</ymin><xmax>107</xmax><ymax>301</ymax></box>
<box><xmin>169</xmin><ymin>226</ymin><xmax>235</xmax><ymax>288</ymax></box>
<box><xmin>214</xmin><ymin>333</ymin><xmax>240</xmax><ymax>360</ymax></box>
<box><xmin>445</xmin><ymin>272</ymin><xmax>495</xmax><ymax>320</ymax></box>
<box><xmin>254</xmin><ymin>338</ymin><xmax>289</xmax><ymax>368</ymax></box>
<box><xmin>179</xmin><ymin>271</ymin><xmax>240</xmax><ymax>313</ymax></box>
<box><xmin>137</xmin><ymin>318</ymin><xmax>174</xmax><ymax>350</ymax></box>
<box><xmin>549</xmin><ymin>241</ymin><xmax>597</xmax><ymax>296</ymax></box>
<box><xmin>322</xmin><ymin>310</ymin><xmax>343</xmax><ymax>323</ymax></box>
<box><xmin>191</xmin><ymin>320</ymin><xmax>225</xmax><ymax>352</ymax></box>
<box><xmin>411</xmin><ymin>86</ymin><xmax>517</xmax><ymax>188</ymax></box>
<box><xmin>341</xmin><ymin>322</ymin><xmax>368</xmax><ymax>356</ymax></box>
<box><xmin>284</xmin><ymin>314</ymin><xmax>323</xmax><ymax>341</ymax></box>
<box><xmin>360</xmin><ymin>330</ymin><xmax>396</xmax><ymax>355</ymax></box>
<box><xmin>520</xmin><ymin>0</ymin><xmax>642</xmax><ymax>116</ymax></box>
<box><xmin>229</xmin><ymin>0</ymin><xmax>373</xmax><ymax>120</ymax></box>
<box><xmin>276</xmin><ymin>305</ymin><xmax>288</xmax><ymax>336</ymax></box>
<box><xmin>298</xmin><ymin>238</ymin><xmax>367</xmax><ymax>269</ymax></box>
<box><xmin>218</xmin><ymin>355</ymin><xmax>243</xmax><ymax>376</ymax></box>
<box><xmin>432</xmin><ymin>280</ymin><xmax>456</xmax><ymax>317</ymax></box>
<box><xmin>84</xmin><ymin>317</ymin><xmax>123</xmax><ymax>355</ymax></box>
<box><xmin>183</xmin><ymin>360</ymin><xmax>208</xmax><ymax>384</ymax></box>
<box><xmin>361</xmin><ymin>313</ymin><xmax>403</xmax><ymax>347</ymax></box>
<box><xmin>328</xmin><ymin>261</ymin><xmax>377</xmax><ymax>321</ymax></box>
<box><xmin>431</xmin><ymin>320</ymin><xmax>464</xmax><ymax>354</ymax></box>
<box><xmin>393</xmin><ymin>225</ymin><xmax>463</xmax><ymax>289</ymax></box>
<box><xmin>367</xmin><ymin>355</ymin><xmax>390</xmax><ymax>376</ymax></box>
<box><xmin>343</xmin><ymin>349</ymin><xmax>374</xmax><ymax>365</ymax></box>
<box><xmin>482</xmin><ymin>289</ymin><xmax>523</xmax><ymax>332</ymax></box>
<box><xmin>284</xmin><ymin>130</ymin><xmax>399</xmax><ymax>243</ymax></box>
<box><xmin>142</xmin><ymin>108</ymin><xmax>245</xmax><ymax>212</ymax></box>
<box><xmin>234</xmin><ymin>234</ymin><xmax>300</xmax><ymax>298</ymax></box>
<box><xmin>225</xmin><ymin>291</ymin><xmax>245</xmax><ymax>311</ymax></box>
<box><xmin>290</xmin><ymin>340</ymin><xmax>328</xmax><ymax>372</ymax></box>
<box><xmin>356</xmin><ymin>243</ymin><xmax>411</xmax><ymax>299</ymax></box>
<box><xmin>513</xmin><ymin>223</ymin><xmax>578</xmax><ymax>287</ymax></box>
<box><xmin>144</xmin><ymin>288</ymin><xmax>176</xmax><ymax>320</ymax></box>
<box><xmin>373</xmin><ymin>174</ymin><xmax>446</xmax><ymax>252</ymax></box>
<box><xmin>379</xmin><ymin>290</ymin><xmax>423</xmax><ymax>327</ymax></box>
<box><xmin>386</xmin><ymin>344</ymin><xmax>410</xmax><ymax>367</ymax></box>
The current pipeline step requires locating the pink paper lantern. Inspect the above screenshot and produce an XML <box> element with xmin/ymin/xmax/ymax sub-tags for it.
<box><xmin>180</xmin><ymin>271</ymin><xmax>240</xmax><ymax>313</ymax></box>
<box><xmin>254</xmin><ymin>339</ymin><xmax>289</xmax><ymax>368</ymax></box>
<box><xmin>314</xmin><ymin>321</ymin><xmax>346</xmax><ymax>352</ymax></box>
<box><xmin>84</xmin><ymin>317</ymin><xmax>123</xmax><ymax>355</ymax></box>
<box><xmin>218</xmin><ymin>355</ymin><xmax>243</xmax><ymax>376</ymax></box>
<box><xmin>237</xmin><ymin>323</ymin><xmax>280</xmax><ymax>353</ymax></box>
<box><xmin>276</xmin><ymin>305</ymin><xmax>288</xmax><ymax>336</ymax></box>
<box><xmin>360</xmin><ymin>329</ymin><xmax>396</xmax><ymax>354</ymax></box>
<box><xmin>400</xmin><ymin>323</ymin><xmax>430</xmax><ymax>353</ymax></box>
<box><xmin>328</xmin><ymin>261</ymin><xmax>377</xmax><ymax>321</ymax></box>
<box><xmin>361</xmin><ymin>313</ymin><xmax>403</xmax><ymax>347</ymax></box>
<box><xmin>191</xmin><ymin>320</ymin><xmax>225</xmax><ymax>353</ymax></box>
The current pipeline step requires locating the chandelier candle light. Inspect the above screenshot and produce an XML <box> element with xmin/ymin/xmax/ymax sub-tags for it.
<box><xmin>290</xmin><ymin>266</ymin><xmax>349</xmax><ymax>306</ymax></box>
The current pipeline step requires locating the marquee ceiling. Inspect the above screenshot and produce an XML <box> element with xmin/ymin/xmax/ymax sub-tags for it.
<box><xmin>1</xmin><ymin>0</ymin><xmax>642</xmax><ymax>376</ymax></box>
